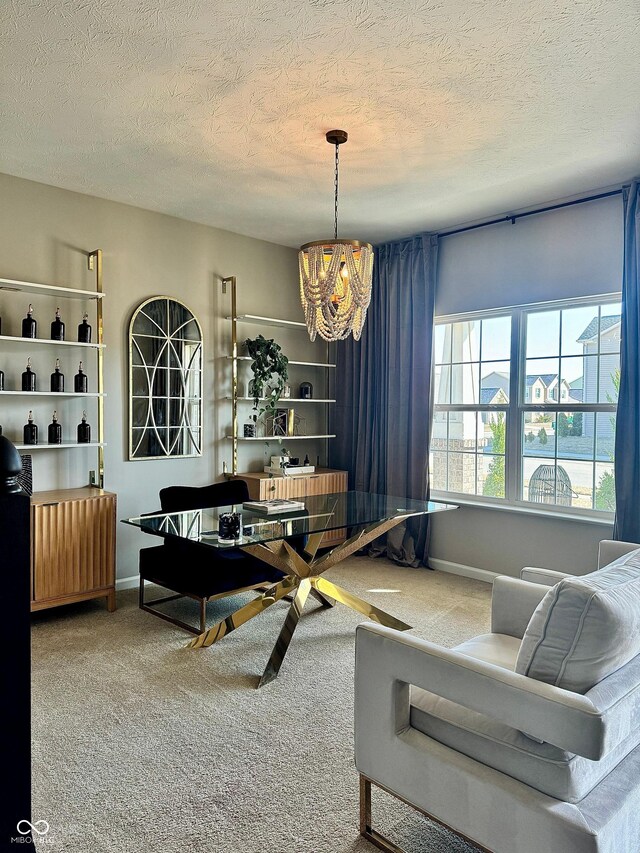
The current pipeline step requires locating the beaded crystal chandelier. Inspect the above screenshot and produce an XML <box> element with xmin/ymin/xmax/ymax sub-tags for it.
<box><xmin>299</xmin><ymin>130</ymin><xmax>373</xmax><ymax>342</ymax></box>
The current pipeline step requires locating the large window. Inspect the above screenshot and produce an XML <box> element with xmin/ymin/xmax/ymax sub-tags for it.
<box><xmin>430</xmin><ymin>296</ymin><xmax>621</xmax><ymax>516</ymax></box>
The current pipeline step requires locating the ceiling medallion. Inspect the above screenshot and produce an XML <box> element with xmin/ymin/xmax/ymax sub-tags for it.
<box><xmin>299</xmin><ymin>130</ymin><xmax>374</xmax><ymax>342</ymax></box>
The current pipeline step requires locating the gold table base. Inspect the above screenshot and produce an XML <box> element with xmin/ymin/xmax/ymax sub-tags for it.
<box><xmin>187</xmin><ymin>515</ymin><xmax>414</xmax><ymax>686</ymax></box>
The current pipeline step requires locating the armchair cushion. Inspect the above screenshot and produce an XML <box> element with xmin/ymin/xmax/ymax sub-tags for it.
<box><xmin>516</xmin><ymin>548</ymin><xmax>640</xmax><ymax>693</ymax></box>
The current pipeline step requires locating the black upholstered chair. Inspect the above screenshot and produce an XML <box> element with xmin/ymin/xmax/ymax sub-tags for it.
<box><xmin>139</xmin><ymin>479</ymin><xmax>284</xmax><ymax>633</ymax></box>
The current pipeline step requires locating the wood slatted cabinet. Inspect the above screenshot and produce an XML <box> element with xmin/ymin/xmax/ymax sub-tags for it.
<box><xmin>30</xmin><ymin>488</ymin><xmax>117</xmax><ymax>612</ymax></box>
<box><xmin>234</xmin><ymin>468</ymin><xmax>347</xmax><ymax>548</ymax></box>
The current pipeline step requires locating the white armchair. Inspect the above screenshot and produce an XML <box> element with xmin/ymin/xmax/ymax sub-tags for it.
<box><xmin>355</xmin><ymin>540</ymin><xmax>640</xmax><ymax>853</ymax></box>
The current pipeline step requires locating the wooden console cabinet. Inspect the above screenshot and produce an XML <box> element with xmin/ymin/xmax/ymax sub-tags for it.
<box><xmin>30</xmin><ymin>488</ymin><xmax>117</xmax><ymax>612</ymax></box>
<box><xmin>234</xmin><ymin>468</ymin><xmax>347</xmax><ymax>548</ymax></box>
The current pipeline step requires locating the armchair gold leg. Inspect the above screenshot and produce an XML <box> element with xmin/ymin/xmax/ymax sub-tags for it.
<box><xmin>359</xmin><ymin>775</ymin><xmax>405</xmax><ymax>853</ymax></box>
<box><xmin>359</xmin><ymin>774</ymin><xmax>491</xmax><ymax>853</ymax></box>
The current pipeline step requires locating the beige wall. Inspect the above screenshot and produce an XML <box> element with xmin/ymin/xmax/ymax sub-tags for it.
<box><xmin>0</xmin><ymin>172</ymin><xmax>329</xmax><ymax>580</ymax></box>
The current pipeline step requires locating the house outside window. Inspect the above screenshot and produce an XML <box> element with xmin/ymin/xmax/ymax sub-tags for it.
<box><xmin>430</xmin><ymin>296</ymin><xmax>621</xmax><ymax>516</ymax></box>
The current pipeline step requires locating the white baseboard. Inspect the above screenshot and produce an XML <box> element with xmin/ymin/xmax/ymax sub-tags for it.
<box><xmin>116</xmin><ymin>574</ymin><xmax>140</xmax><ymax>591</ymax></box>
<box><xmin>429</xmin><ymin>558</ymin><xmax>498</xmax><ymax>584</ymax></box>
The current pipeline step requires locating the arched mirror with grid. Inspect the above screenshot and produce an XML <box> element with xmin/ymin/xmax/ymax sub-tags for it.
<box><xmin>129</xmin><ymin>297</ymin><xmax>203</xmax><ymax>459</ymax></box>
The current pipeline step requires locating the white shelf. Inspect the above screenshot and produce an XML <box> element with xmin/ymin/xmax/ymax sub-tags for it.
<box><xmin>229</xmin><ymin>396</ymin><xmax>336</xmax><ymax>403</ymax></box>
<box><xmin>0</xmin><ymin>334</ymin><xmax>104</xmax><ymax>350</ymax></box>
<box><xmin>226</xmin><ymin>434</ymin><xmax>335</xmax><ymax>441</ymax></box>
<box><xmin>227</xmin><ymin>314</ymin><xmax>307</xmax><ymax>329</ymax></box>
<box><xmin>0</xmin><ymin>277</ymin><xmax>103</xmax><ymax>300</ymax></box>
<box><xmin>0</xmin><ymin>391</ymin><xmax>104</xmax><ymax>397</ymax></box>
<box><xmin>14</xmin><ymin>441</ymin><xmax>106</xmax><ymax>450</ymax></box>
<box><xmin>227</xmin><ymin>355</ymin><xmax>335</xmax><ymax>368</ymax></box>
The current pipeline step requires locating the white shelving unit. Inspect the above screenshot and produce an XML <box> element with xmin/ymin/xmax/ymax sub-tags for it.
<box><xmin>221</xmin><ymin>277</ymin><xmax>336</xmax><ymax>475</ymax></box>
<box><xmin>0</xmin><ymin>251</ymin><xmax>105</xmax><ymax>486</ymax></box>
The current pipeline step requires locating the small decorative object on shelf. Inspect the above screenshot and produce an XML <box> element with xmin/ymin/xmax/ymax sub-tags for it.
<box><xmin>22</xmin><ymin>358</ymin><xmax>36</xmax><ymax>391</ymax></box>
<box><xmin>23</xmin><ymin>410</ymin><xmax>38</xmax><ymax>445</ymax></box>
<box><xmin>218</xmin><ymin>511</ymin><xmax>242</xmax><ymax>544</ymax></box>
<box><xmin>299</xmin><ymin>381</ymin><xmax>313</xmax><ymax>399</ymax></box>
<box><xmin>77</xmin><ymin>411</ymin><xmax>91</xmax><ymax>444</ymax></box>
<box><xmin>282</xmin><ymin>384</ymin><xmax>291</xmax><ymax>398</ymax></box>
<box><xmin>78</xmin><ymin>312</ymin><xmax>92</xmax><ymax>343</ymax></box>
<box><xmin>243</xmin><ymin>419</ymin><xmax>257</xmax><ymax>438</ymax></box>
<box><xmin>51</xmin><ymin>307</ymin><xmax>65</xmax><ymax>341</ymax></box>
<box><xmin>48</xmin><ymin>411</ymin><xmax>62</xmax><ymax>444</ymax></box>
<box><xmin>22</xmin><ymin>304</ymin><xmax>37</xmax><ymax>338</ymax></box>
<box><xmin>304</xmin><ymin>454</ymin><xmax>310</xmax><ymax>466</ymax></box>
<box><xmin>50</xmin><ymin>358</ymin><xmax>64</xmax><ymax>392</ymax></box>
<box><xmin>74</xmin><ymin>361</ymin><xmax>88</xmax><ymax>393</ymax></box>
<box><xmin>0</xmin><ymin>366</ymin><xmax>4</xmax><ymax>391</ymax></box>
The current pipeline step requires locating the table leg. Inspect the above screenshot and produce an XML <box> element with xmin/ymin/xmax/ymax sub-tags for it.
<box><xmin>311</xmin><ymin>577</ymin><xmax>412</xmax><ymax>632</ymax></box>
<box><xmin>187</xmin><ymin>576</ymin><xmax>297</xmax><ymax>649</ymax></box>
<box><xmin>258</xmin><ymin>579</ymin><xmax>311</xmax><ymax>688</ymax></box>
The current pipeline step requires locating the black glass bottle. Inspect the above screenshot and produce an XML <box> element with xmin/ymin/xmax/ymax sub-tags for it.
<box><xmin>0</xmin><ymin>367</ymin><xmax>4</xmax><ymax>391</ymax></box>
<box><xmin>77</xmin><ymin>411</ymin><xmax>91</xmax><ymax>444</ymax></box>
<box><xmin>50</xmin><ymin>358</ymin><xmax>64</xmax><ymax>392</ymax></box>
<box><xmin>23</xmin><ymin>411</ymin><xmax>38</xmax><ymax>445</ymax></box>
<box><xmin>48</xmin><ymin>411</ymin><xmax>62</xmax><ymax>444</ymax></box>
<box><xmin>74</xmin><ymin>361</ymin><xmax>88</xmax><ymax>393</ymax></box>
<box><xmin>22</xmin><ymin>358</ymin><xmax>36</xmax><ymax>392</ymax></box>
<box><xmin>51</xmin><ymin>307</ymin><xmax>65</xmax><ymax>341</ymax></box>
<box><xmin>78</xmin><ymin>313</ymin><xmax>92</xmax><ymax>344</ymax></box>
<box><xmin>22</xmin><ymin>304</ymin><xmax>37</xmax><ymax>338</ymax></box>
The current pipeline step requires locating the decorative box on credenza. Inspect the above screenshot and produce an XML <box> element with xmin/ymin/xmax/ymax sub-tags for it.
<box><xmin>233</xmin><ymin>468</ymin><xmax>348</xmax><ymax>548</ymax></box>
<box><xmin>30</xmin><ymin>488</ymin><xmax>117</xmax><ymax>613</ymax></box>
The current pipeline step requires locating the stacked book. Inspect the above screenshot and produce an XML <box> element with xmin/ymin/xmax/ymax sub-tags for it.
<box><xmin>263</xmin><ymin>465</ymin><xmax>315</xmax><ymax>475</ymax></box>
<box><xmin>242</xmin><ymin>499</ymin><xmax>306</xmax><ymax>515</ymax></box>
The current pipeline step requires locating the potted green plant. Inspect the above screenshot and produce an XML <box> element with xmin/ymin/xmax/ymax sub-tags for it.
<box><xmin>245</xmin><ymin>335</ymin><xmax>289</xmax><ymax>421</ymax></box>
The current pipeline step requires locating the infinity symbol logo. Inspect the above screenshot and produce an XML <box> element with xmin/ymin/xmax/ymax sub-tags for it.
<box><xmin>17</xmin><ymin>820</ymin><xmax>50</xmax><ymax>836</ymax></box>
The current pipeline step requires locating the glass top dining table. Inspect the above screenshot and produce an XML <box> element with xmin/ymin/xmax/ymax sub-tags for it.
<box><xmin>125</xmin><ymin>490</ymin><xmax>457</xmax><ymax>686</ymax></box>
<box><xmin>124</xmin><ymin>490</ymin><xmax>455</xmax><ymax>549</ymax></box>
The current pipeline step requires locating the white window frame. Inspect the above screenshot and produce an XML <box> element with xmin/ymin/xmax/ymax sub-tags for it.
<box><xmin>430</xmin><ymin>293</ymin><xmax>621</xmax><ymax>521</ymax></box>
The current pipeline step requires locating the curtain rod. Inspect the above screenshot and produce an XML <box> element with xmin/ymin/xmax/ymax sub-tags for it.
<box><xmin>438</xmin><ymin>188</ymin><xmax>624</xmax><ymax>239</ymax></box>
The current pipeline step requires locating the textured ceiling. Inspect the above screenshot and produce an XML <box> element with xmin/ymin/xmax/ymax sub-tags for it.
<box><xmin>1</xmin><ymin>0</ymin><xmax>639</xmax><ymax>246</ymax></box>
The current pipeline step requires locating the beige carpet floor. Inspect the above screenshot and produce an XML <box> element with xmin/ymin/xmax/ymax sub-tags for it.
<box><xmin>31</xmin><ymin>557</ymin><xmax>491</xmax><ymax>853</ymax></box>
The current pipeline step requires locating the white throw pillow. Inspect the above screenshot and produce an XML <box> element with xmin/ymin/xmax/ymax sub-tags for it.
<box><xmin>516</xmin><ymin>548</ymin><xmax>640</xmax><ymax>694</ymax></box>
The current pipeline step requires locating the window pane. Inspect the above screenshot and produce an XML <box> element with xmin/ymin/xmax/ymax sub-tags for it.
<box><xmin>560</xmin><ymin>460</ymin><xmax>594</xmax><ymax>509</ymax></box>
<box><xmin>598</xmin><ymin>306</ymin><xmax>622</xmax><ymax>354</ymax></box>
<box><xmin>434</xmin><ymin>324</ymin><xmax>451</xmax><ymax>364</ymax></box>
<box><xmin>594</xmin><ymin>463</ymin><xmax>616</xmax><ymax>511</ymax></box>
<box><xmin>524</xmin><ymin>358</ymin><xmax>559</xmax><ymax>403</ymax></box>
<box><xmin>595</xmin><ymin>412</ymin><xmax>616</xmax><ymax>461</ymax></box>
<box><xmin>434</xmin><ymin>364</ymin><xmax>451</xmax><ymax>404</ymax></box>
<box><xmin>480</xmin><ymin>362</ymin><xmax>510</xmax><ymax>404</ymax></box>
<box><xmin>522</xmin><ymin>412</ymin><xmax>556</xmax><ymax>456</ymax></box>
<box><xmin>526</xmin><ymin>310</ymin><xmax>560</xmax><ymax>358</ymax></box>
<box><xmin>451</xmin><ymin>363</ymin><xmax>479</xmax><ymax>404</ymax></box>
<box><xmin>429</xmin><ymin>452</ymin><xmax>448</xmax><ymax>491</ymax></box>
<box><xmin>481</xmin><ymin>316</ymin><xmax>511</xmax><ymax>361</ymax></box>
<box><xmin>523</xmin><ymin>457</ymin><xmax>557</xmax><ymax>503</ymax></box>
<box><xmin>446</xmin><ymin>411</ymin><xmax>481</xmax><ymax>452</ymax></box>
<box><xmin>445</xmin><ymin>451</ymin><xmax>476</xmax><ymax>495</ymax></box>
<box><xmin>451</xmin><ymin>321</ymin><xmax>480</xmax><ymax>363</ymax></box>
<box><xmin>598</xmin><ymin>355</ymin><xmax>621</xmax><ymax>403</ymax></box>
<box><xmin>560</xmin><ymin>355</ymin><xmax>592</xmax><ymax>404</ymax></box>
<box><xmin>480</xmin><ymin>411</ymin><xmax>506</xmax><ymax>454</ymax></box>
<box><xmin>478</xmin><ymin>455</ymin><xmax>505</xmax><ymax>498</ymax></box>
<box><xmin>557</xmin><ymin>412</ymin><xmax>595</xmax><ymax>460</ymax></box>
<box><xmin>562</xmin><ymin>305</ymin><xmax>601</xmax><ymax>356</ymax></box>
